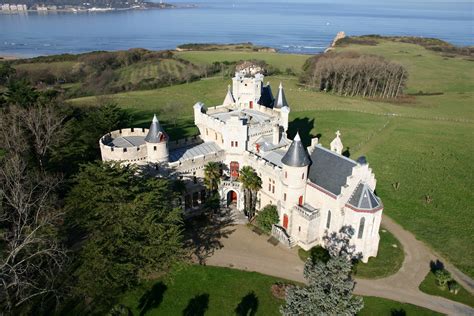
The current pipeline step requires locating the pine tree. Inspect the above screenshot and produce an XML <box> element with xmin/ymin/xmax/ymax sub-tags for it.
<box><xmin>280</xmin><ymin>226</ymin><xmax>363</xmax><ymax>316</ymax></box>
<box><xmin>66</xmin><ymin>162</ymin><xmax>184</xmax><ymax>310</ymax></box>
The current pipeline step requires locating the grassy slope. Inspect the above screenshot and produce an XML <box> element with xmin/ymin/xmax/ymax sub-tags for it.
<box><xmin>70</xmin><ymin>40</ymin><xmax>474</xmax><ymax>277</ymax></box>
<box><xmin>419</xmin><ymin>271</ymin><xmax>474</xmax><ymax>308</ymax></box>
<box><xmin>120</xmin><ymin>265</ymin><xmax>441</xmax><ymax>316</ymax></box>
<box><xmin>176</xmin><ymin>51</ymin><xmax>309</xmax><ymax>74</ymax></box>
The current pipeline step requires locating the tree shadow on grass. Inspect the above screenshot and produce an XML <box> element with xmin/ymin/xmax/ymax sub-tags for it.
<box><xmin>138</xmin><ymin>282</ymin><xmax>167</xmax><ymax>316</ymax></box>
<box><xmin>287</xmin><ymin>117</ymin><xmax>316</xmax><ymax>146</ymax></box>
<box><xmin>182</xmin><ymin>293</ymin><xmax>210</xmax><ymax>316</ymax></box>
<box><xmin>390</xmin><ymin>308</ymin><xmax>406</xmax><ymax>316</ymax></box>
<box><xmin>235</xmin><ymin>291</ymin><xmax>259</xmax><ymax>316</ymax></box>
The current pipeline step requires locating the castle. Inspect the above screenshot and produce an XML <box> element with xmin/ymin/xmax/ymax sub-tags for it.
<box><xmin>99</xmin><ymin>72</ymin><xmax>383</xmax><ymax>262</ymax></box>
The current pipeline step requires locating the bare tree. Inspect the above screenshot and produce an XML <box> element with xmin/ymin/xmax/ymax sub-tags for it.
<box><xmin>0</xmin><ymin>104</ymin><xmax>67</xmax><ymax>312</ymax></box>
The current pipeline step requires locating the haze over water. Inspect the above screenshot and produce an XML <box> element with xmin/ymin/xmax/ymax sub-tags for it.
<box><xmin>0</xmin><ymin>0</ymin><xmax>472</xmax><ymax>57</ymax></box>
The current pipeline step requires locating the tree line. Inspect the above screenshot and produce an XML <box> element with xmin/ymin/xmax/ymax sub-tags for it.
<box><xmin>300</xmin><ymin>51</ymin><xmax>408</xmax><ymax>99</ymax></box>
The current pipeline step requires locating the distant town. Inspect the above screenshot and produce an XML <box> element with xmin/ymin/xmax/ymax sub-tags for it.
<box><xmin>0</xmin><ymin>1</ymin><xmax>186</xmax><ymax>13</ymax></box>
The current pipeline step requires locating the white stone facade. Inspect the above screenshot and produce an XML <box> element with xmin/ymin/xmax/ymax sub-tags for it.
<box><xmin>99</xmin><ymin>71</ymin><xmax>383</xmax><ymax>262</ymax></box>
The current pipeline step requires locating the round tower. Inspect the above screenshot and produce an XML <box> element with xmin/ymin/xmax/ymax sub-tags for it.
<box><xmin>145</xmin><ymin>114</ymin><xmax>169</xmax><ymax>163</ymax></box>
<box><xmin>281</xmin><ymin>132</ymin><xmax>311</xmax><ymax>209</ymax></box>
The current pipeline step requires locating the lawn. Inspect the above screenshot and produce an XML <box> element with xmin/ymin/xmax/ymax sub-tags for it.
<box><xmin>355</xmin><ymin>228</ymin><xmax>404</xmax><ymax>279</ymax></box>
<box><xmin>119</xmin><ymin>265</ymin><xmax>441</xmax><ymax>316</ymax></box>
<box><xmin>69</xmin><ymin>39</ymin><xmax>474</xmax><ymax>278</ymax></box>
<box><xmin>419</xmin><ymin>270</ymin><xmax>474</xmax><ymax>308</ymax></box>
<box><xmin>359</xmin><ymin>296</ymin><xmax>443</xmax><ymax>316</ymax></box>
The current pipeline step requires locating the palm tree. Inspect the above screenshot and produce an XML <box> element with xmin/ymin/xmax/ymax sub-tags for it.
<box><xmin>203</xmin><ymin>162</ymin><xmax>221</xmax><ymax>193</ymax></box>
<box><xmin>239</xmin><ymin>166</ymin><xmax>262</xmax><ymax>219</ymax></box>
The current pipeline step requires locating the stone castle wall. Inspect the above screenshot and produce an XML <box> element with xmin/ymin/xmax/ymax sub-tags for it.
<box><xmin>99</xmin><ymin>128</ymin><xmax>148</xmax><ymax>163</ymax></box>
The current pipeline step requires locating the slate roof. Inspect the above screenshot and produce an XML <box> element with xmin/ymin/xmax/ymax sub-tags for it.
<box><xmin>145</xmin><ymin>115</ymin><xmax>166</xmax><ymax>143</ymax></box>
<box><xmin>108</xmin><ymin>136</ymin><xmax>145</xmax><ymax>148</ymax></box>
<box><xmin>273</xmin><ymin>82</ymin><xmax>289</xmax><ymax>109</ymax></box>
<box><xmin>169</xmin><ymin>141</ymin><xmax>222</xmax><ymax>163</ymax></box>
<box><xmin>281</xmin><ymin>133</ymin><xmax>311</xmax><ymax>167</ymax></box>
<box><xmin>348</xmin><ymin>182</ymin><xmax>381</xmax><ymax>210</ymax></box>
<box><xmin>259</xmin><ymin>84</ymin><xmax>274</xmax><ymax>108</ymax></box>
<box><xmin>308</xmin><ymin>145</ymin><xmax>356</xmax><ymax>195</ymax></box>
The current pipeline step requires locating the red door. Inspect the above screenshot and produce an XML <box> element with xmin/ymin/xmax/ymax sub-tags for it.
<box><xmin>283</xmin><ymin>214</ymin><xmax>289</xmax><ymax>229</ymax></box>
<box><xmin>298</xmin><ymin>196</ymin><xmax>303</xmax><ymax>206</ymax></box>
<box><xmin>249</xmin><ymin>101</ymin><xmax>253</xmax><ymax>109</ymax></box>
<box><xmin>231</xmin><ymin>191</ymin><xmax>237</xmax><ymax>202</ymax></box>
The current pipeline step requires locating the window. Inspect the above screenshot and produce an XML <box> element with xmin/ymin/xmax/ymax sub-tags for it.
<box><xmin>272</xmin><ymin>186</ymin><xmax>275</xmax><ymax>194</ymax></box>
<box><xmin>153</xmin><ymin>146</ymin><xmax>157</xmax><ymax>151</ymax></box>
<box><xmin>235</xmin><ymin>141</ymin><xmax>238</xmax><ymax>147</ymax></box>
<box><xmin>206</xmin><ymin>128</ymin><xmax>208</xmax><ymax>135</ymax></box>
<box><xmin>284</xmin><ymin>193</ymin><xmax>286</xmax><ymax>201</ymax></box>
<box><xmin>131</xmin><ymin>128</ymin><xmax>134</xmax><ymax>132</ymax></box>
<box><xmin>137</xmin><ymin>147</ymin><xmax>140</xmax><ymax>151</ymax></box>
<box><xmin>285</xmin><ymin>171</ymin><xmax>287</xmax><ymax>178</ymax></box>
<box><xmin>302</xmin><ymin>172</ymin><xmax>305</xmax><ymax>179</ymax></box>
<box><xmin>326</xmin><ymin>210</ymin><xmax>331</xmax><ymax>229</ymax></box>
<box><xmin>111</xmin><ymin>147</ymin><xmax>114</xmax><ymax>152</ymax></box>
<box><xmin>299</xmin><ymin>226</ymin><xmax>301</xmax><ymax>232</ymax></box>
<box><xmin>358</xmin><ymin>217</ymin><xmax>366</xmax><ymax>239</ymax></box>
<box><xmin>231</xmin><ymin>141</ymin><xmax>234</xmax><ymax>147</ymax></box>
<box><xmin>268</xmin><ymin>183</ymin><xmax>272</xmax><ymax>191</ymax></box>
<box><xmin>123</xmin><ymin>148</ymin><xmax>127</xmax><ymax>153</ymax></box>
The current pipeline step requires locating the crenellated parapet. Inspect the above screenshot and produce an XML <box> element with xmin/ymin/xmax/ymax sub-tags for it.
<box><xmin>99</xmin><ymin>128</ymin><xmax>149</xmax><ymax>163</ymax></box>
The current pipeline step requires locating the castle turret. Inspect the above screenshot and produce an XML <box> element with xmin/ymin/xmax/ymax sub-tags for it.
<box><xmin>281</xmin><ymin>132</ymin><xmax>311</xmax><ymax>206</ymax></box>
<box><xmin>280</xmin><ymin>105</ymin><xmax>290</xmax><ymax>132</ymax></box>
<box><xmin>223</xmin><ymin>85</ymin><xmax>235</xmax><ymax>106</ymax></box>
<box><xmin>273</xmin><ymin>82</ymin><xmax>289</xmax><ymax>109</ymax></box>
<box><xmin>145</xmin><ymin>114</ymin><xmax>169</xmax><ymax>163</ymax></box>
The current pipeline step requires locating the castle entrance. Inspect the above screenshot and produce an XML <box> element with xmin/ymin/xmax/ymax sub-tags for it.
<box><xmin>227</xmin><ymin>190</ymin><xmax>238</xmax><ymax>207</ymax></box>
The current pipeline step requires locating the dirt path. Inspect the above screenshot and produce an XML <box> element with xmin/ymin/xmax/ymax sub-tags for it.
<box><xmin>205</xmin><ymin>218</ymin><xmax>474</xmax><ymax>315</ymax></box>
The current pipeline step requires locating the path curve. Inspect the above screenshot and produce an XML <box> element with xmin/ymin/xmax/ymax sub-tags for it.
<box><xmin>205</xmin><ymin>215</ymin><xmax>474</xmax><ymax>315</ymax></box>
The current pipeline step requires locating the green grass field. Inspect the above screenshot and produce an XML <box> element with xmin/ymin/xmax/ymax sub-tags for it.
<box><xmin>70</xmin><ymin>39</ymin><xmax>474</xmax><ymax>278</ymax></box>
<box><xmin>419</xmin><ymin>270</ymin><xmax>474</xmax><ymax>308</ymax></box>
<box><xmin>120</xmin><ymin>265</ymin><xmax>441</xmax><ymax>316</ymax></box>
<box><xmin>355</xmin><ymin>228</ymin><xmax>404</xmax><ymax>279</ymax></box>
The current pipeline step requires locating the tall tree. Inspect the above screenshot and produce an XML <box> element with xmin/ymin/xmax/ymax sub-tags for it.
<box><xmin>280</xmin><ymin>226</ymin><xmax>363</xmax><ymax>316</ymax></box>
<box><xmin>66</xmin><ymin>162</ymin><xmax>184</xmax><ymax>311</ymax></box>
<box><xmin>0</xmin><ymin>95</ymin><xmax>67</xmax><ymax>313</ymax></box>
<box><xmin>203</xmin><ymin>161</ymin><xmax>221</xmax><ymax>194</ymax></box>
<box><xmin>239</xmin><ymin>166</ymin><xmax>262</xmax><ymax>219</ymax></box>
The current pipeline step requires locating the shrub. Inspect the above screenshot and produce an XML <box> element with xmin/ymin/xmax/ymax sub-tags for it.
<box><xmin>271</xmin><ymin>282</ymin><xmax>292</xmax><ymax>300</ymax></box>
<box><xmin>448</xmin><ymin>281</ymin><xmax>460</xmax><ymax>295</ymax></box>
<box><xmin>256</xmin><ymin>204</ymin><xmax>279</xmax><ymax>234</ymax></box>
<box><xmin>435</xmin><ymin>269</ymin><xmax>452</xmax><ymax>290</ymax></box>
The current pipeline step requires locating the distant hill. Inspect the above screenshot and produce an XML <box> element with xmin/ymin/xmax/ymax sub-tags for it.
<box><xmin>5</xmin><ymin>0</ymin><xmax>174</xmax><ymax>9</ymax></box>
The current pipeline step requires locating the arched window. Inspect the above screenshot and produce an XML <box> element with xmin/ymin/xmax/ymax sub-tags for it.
<box><xmin>358</xmin><ymin>217</ymin><xmax>366</xmax><ymax>239</ymax></box>
<box><xmin>326</xmin><ymin>210</ymin><xmax>331</xmax><ymax>229</ymax></box>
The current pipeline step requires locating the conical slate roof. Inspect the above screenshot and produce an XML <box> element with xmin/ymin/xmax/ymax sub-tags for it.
<box><xmin>281</xmin><ymin>132</ymin><xmax>311</xmax><ymax>167</ymax></box>
<box><xmin>273</xmin><ymin>82</ymin><xmax>289</xmax><ymax>109</ymax></box>
<box><xmin>223</xmin><ymin>85</ymin><xmax>235</xmax><ymax>106</ymax></box>
<box><xmin>348</xmin><ymin>182</ymin><xmax>381</xmax><ymax>210</ymax></box>
<box><xmin>145</xmin><ymin>114</ymin><xmax>165</xmax><ymax>143</ymax></box>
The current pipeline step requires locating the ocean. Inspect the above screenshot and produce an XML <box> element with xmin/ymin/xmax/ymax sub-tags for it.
<box><xmin>0</xmin><ymin>0</ymin><xmax>472</xmax><ymax>57</ymax></box>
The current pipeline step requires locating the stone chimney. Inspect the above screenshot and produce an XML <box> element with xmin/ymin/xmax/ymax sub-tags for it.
<box><xmin>273</xmin><ymin>124</ymin><xmax>280</xmax><ymax>145</ymax></box>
